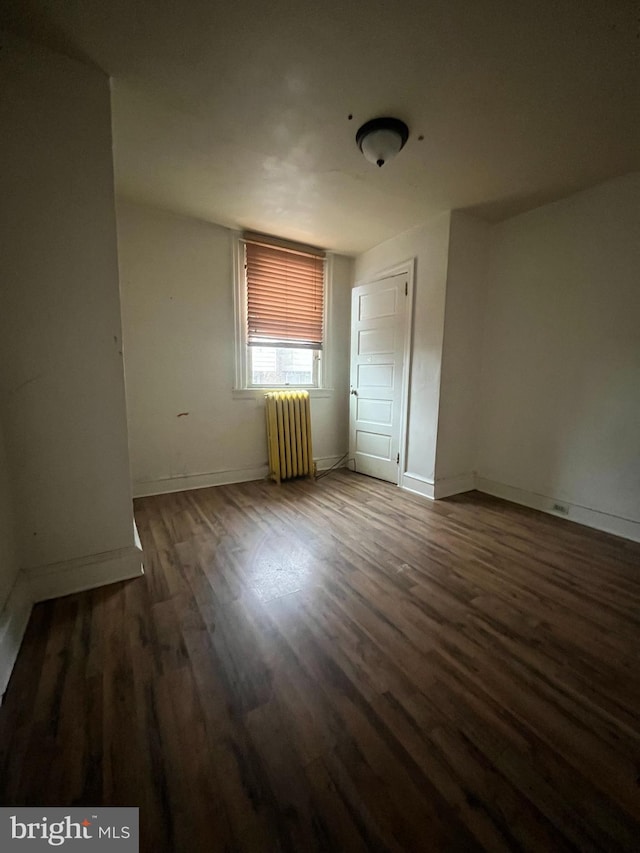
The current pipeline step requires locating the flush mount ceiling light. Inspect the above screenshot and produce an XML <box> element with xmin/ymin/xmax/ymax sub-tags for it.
<box><xmin>356</xmin><ymin>117</ymin><xmax>409</xmax><ymax>167</ymax></box>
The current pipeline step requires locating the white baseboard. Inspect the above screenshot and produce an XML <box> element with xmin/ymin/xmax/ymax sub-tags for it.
<box><xmin>434</xmin><ymin>473</ymin><xmax>476</xmax><ymax>499</ymax></box>
<box><xmin>401</xmin><ymin>472</ymin><xmax>436</xmax><ymax>500</ymax></box>
<box><xmin>476</xmin><ymin>477</ymin><xmax>640</xmax><ymax>543</ymax></box>
<box><xmin>134</xmin><ymin>457</ymin><xmax>349</xmax><ymax>496</ymax></box>
<box><xmin>1</xmin><ymin>542</ymin><xmax>144</xmax><ymax>702</ymax></box>
<box><xmin>0</xmin><ymin>572</ymin><xmax>32</xmax><ymax>702</ymax></box>
<box><xmin>133</xmin><ymin>465</ymin><xmax>269</xmax><ymax>498</ymax></box>
<box><xmin>400</xmin><ymin>470</ymin><xmax>638</xmax><ymax>542</ymax></box>
<box><xmin>316</xmin><ymin>454</ymin><xmax>348</xmax><ymax>472</ymax></box>
<box><xmin>24</xmin><ymin>545</ymin><xmax>144</xmax><ymax>603</ymax></box>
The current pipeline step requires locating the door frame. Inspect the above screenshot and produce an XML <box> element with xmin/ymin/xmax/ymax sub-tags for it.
<box><xmin>350</xmin><ymin>258</ymin><xmax>415</xmax><ymax>487</ymax></box>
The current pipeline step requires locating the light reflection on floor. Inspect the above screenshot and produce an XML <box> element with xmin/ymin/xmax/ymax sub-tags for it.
<box><xmin>246</xmin><ymin>535</ymin><xmax>313</xmax><ymax>602</ymax></box>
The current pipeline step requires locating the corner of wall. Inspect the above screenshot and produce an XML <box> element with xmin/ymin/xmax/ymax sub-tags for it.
<box><xmin>433</xmin><ymin>211</ymin><xmax>490</xmax><ymax>487</ymax></box>
<box><xmin>23</xmin><ymin>546</ymin><xmax>144</xmax><ymax>605</ymax></box>
<box><xmin>474</xmin><ymin>173</ymin><xmax>640</xmax><ymax>540</ymax></box>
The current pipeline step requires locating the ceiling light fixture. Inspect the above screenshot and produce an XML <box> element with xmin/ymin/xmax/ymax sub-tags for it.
<box><xmin>356</xmin><ymin>117</ymin><xmax>409</xmax><ymax>168</ymax></box>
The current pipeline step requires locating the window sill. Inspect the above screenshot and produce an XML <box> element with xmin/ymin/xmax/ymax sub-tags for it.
<box><xmin>232</xmin><ymin>388</ymin><xmax>334</xmax><ymax>400</ymax></box>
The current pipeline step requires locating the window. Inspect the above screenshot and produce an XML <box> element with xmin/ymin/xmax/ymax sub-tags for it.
<box><xmin>234</xmin><ymin>232</ymin><xmax>328</xmax><ymax>389</ymax></box>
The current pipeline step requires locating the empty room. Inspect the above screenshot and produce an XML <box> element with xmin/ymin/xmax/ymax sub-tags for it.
<box><xmin>1</xmin><ymin>0</ymin><xmax>639</xmax><ymax>850</ymax></box>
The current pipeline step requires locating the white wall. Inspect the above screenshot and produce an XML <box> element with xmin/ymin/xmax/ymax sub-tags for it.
<box><xmin>354</xmin><ymin>213</ymin><xmax>451</xmax><ymax>491</ymax></box>
<box><xmin>434</xmin><ymin>212</ymin><xmax>490</xmax><ymax>491</ymax></box>
<box><xmin>477</xmin><ymin>173</ymin><xmax>640</xmax><ymax>539</ymax></box>
<box><xmin>354</xmin><ymin>178</ymin><xmax>640</xmax><ymax>541</ymax></box>
<box><xmin>0</xmin><ymin>32</ymin><xmax>141</xmax><ymax>597</ymax></box>
<box><xmin>117</xmin><ymin>200</ymin><xmax>352</xmax><ymax>496</ymax></box>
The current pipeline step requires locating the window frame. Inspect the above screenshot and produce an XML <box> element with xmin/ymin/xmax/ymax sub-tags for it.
<box><xmin>233</xmin><ymin>232</ymin><xmax>333</xmax><ymax>392</ymax></box>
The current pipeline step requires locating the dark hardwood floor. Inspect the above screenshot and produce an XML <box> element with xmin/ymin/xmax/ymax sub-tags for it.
<box><xmin>1</xmin><ymin>470</ymin><xmax>639</xmax><ymax>851</ymax></box>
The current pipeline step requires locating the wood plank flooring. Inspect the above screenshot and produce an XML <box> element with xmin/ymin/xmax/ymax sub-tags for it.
<box><xmin>1</xmin><ymin>470</ymin><xmax>639</xmax><ymax>851</ymax></box>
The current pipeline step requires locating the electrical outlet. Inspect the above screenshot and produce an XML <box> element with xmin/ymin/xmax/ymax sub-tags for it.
<box><xmin>552</xmin><ymin>502</ymin><xmax>569</xmax><ymax>515</ymax></box>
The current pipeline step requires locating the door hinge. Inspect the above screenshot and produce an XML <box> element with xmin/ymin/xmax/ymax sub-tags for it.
<box><xmin>396</xmin><ymin>452</ymin><xmax>400</xmax><ymax>464</ymax></box>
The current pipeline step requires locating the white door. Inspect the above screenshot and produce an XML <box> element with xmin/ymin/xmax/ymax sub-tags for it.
<box><xmin>349</xmin><ymin>274</ymin><xmax>409</xmax><ymax>483</ymax></box>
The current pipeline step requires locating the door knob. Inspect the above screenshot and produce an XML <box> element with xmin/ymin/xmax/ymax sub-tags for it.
<box><xmin>351</xmin><ymin>389</ymin><xmax>358</xmax><ymax>396</ymax></box>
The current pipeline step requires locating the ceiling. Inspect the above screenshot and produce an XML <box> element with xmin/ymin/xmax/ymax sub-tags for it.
<box><xmin>2</xmin><ymin>0</ymin><xmax>639</xmax><ymax>254</ymax></box>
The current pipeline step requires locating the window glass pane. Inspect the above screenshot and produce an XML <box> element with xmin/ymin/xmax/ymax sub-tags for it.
<box><xmin>250</xmin><ymin>346</ymin><xmax>316</xmax><ymax>386</ymax></box>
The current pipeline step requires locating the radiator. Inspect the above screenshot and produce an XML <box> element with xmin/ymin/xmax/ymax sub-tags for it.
<box><xmin>265</xmin><ymin>390</ymin><xmax>316</xmax><ymax>483</ymax></box>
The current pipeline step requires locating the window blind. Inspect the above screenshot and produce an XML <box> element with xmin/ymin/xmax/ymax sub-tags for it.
<box><xmin>244</xmin><ymin>235</ymin><xmax>325</xmax><ymax>350</ymax></box>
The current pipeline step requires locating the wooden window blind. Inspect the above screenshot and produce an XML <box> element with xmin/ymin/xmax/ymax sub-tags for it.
<box><xmin>244</xmin><ymin>234</ymin><xmax>325</xmax><ymax>350</ymax></box>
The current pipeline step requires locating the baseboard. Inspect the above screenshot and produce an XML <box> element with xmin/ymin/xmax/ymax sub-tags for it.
<box><xmin>0</xmin><ymin>572</ymin><xmax>32</xmax><ymax>703</ymax></box>
<box><xmin>434</xmin><ymin>473</ymin><xmax>476</xmax><ymax>499</ymax></box>
<box><xmin>316</xmin><ymin>454</ymin><xmax>348</xmax><ymax>472</ymax></box>
<box><xmin>133</xmin><ymin>465</ymin><xmax>269</xmax><ymax>498</ymax></box>
<box><xmin>1</xmin><ymin>543</ymin><xmax>144</xmax><ymax>702</ymax></box>
<box><xmin>400</xmin><ymin>472</ymin><xmax>436</xmax><ymax>500</ymax></box>
<box><xmin>476</xmin><ymin>477</ymin><xmax>640</xmax><ymax>543</ymax></box>
<box><xmin>24</xmin><ymin>545</ymin><xmax>144</xmax><ymax>603</ymax></box>
<box><xmin>133</xmin><ymin>458</ymin><xmax>349</xmax><ymax>496</ymax></box>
